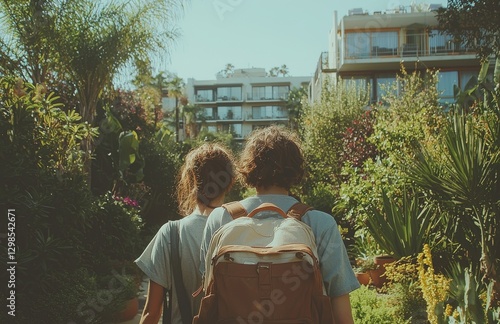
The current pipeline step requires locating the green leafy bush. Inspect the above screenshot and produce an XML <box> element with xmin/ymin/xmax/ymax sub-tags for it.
<box><xmin>350</xmin><ymin>285</ymin><xmax>395</xmax><ymax>323</ymax></box>
<box><xmin>300</xmin><ymin>79</ymin><xmax>369</xmax><ymax>193</ymax></box>
<box><xmin>25</xmin><ymin>269</ymin><xmax>103</xmax><ymax>324</ymax></box>
<box><xmin>84</xmin><ymin>192</ymin><xmax>143</xmax><ymax>272</ymax></box>
<box><xmin>365</xmin><ymin>187</ymin><xmax>437</xmax><ymax>259</ymax></box>
<box><xmin>0</xmin><ymin>76</ymin><xmax>143</xmax><ymax>323</ymax></box>
<box><xmin>384</xmin><ymin>258</ymin><xmax>427</xmax><ymax>323</ymax></box>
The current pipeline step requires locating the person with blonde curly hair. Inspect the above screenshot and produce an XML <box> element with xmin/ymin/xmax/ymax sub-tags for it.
<box><xmin>200</xmin><ymin>125</ymin><xmax>359</xmax><ymax>323</ymax></box>
<box><xmin>136</xmin><ymin>143</ymin><xmax>235</xmax><ymax>324</ymax></box>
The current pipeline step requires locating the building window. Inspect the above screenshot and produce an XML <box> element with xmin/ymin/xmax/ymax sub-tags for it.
<box><xmin>221</xmin><ymin>123</ymin><xmax>242</xmax><ymax>138</ymax></box>
<box><xmin>201</xmin><ymin>107</ymin><xmax>215</xmax><ymax>119</ymax></box>
<box><xmin>346</xmin><ymin>32</ymin><xmax>370</xmax><ymax>58</ymax></box>
<box><xmin>195</xmin><ymin>89</ymin><xmax>214</xmax><ymax>102</ymax></box>
<box><xmin>346</xmin><ymin>31</ymin><xmax>398</xmax><ymax>58</ymax></box>
<box><xmin>437</xmin><ymin>71</ymin><xmax>459</xmax><ymax>104</ymax></box>
<box><xmin>218</xmin><ymin>106</ymin><xmax>242</xmax><ymax>120</ymax></box>
<box><xmin>371</xmin><ymin>32</ymin><xmax>398</xmax><ymax>56</ymax></box>
<box><xmin>376</xmin><ymin>76</ymin><xmax>398</xmax><ymax>102</ymax></box>
<box><xmin>251</xmin><ymin>86</ymin><xmax>290</xmax><ymax>100</ymax></box>
<box><xmin>460</xmin><ymin>71</ymin><xmax>478</xmax><ymax>90</ymax></box>
<box><xmin>252</xmin><ymin>106</ymin><xmax>288</xmax><ymax>119</ymax></box>
<box><xmin>429</xmin><ymin>30</ymin><xmax>467</xmax><ymax>54</ymax></box>
<box><xmin>217</xmin><ymin>87</ymin><xmax>242</xmax><ymax>101</ymax></box>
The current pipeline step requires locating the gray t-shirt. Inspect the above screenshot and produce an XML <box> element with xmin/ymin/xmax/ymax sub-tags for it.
<box><xmin>135</xmin><ymin>212</ymin><xmax>207</xmax><ymax>323</ymax></box>
<box><xmin>200</xmin><ymin>194</ymin><xmax>360</xmax><ymax>297</ymax></box>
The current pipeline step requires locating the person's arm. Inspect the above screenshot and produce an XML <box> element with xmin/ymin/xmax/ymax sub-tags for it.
<box><xmin>331</xmin><ymin>294</ymin><xmax>355</xmax><ymax>324</ymax></box>
<box><xmin>139</xmin><ymin>280</ymin><xmax>165</xmax><ymax>324</ymax></box>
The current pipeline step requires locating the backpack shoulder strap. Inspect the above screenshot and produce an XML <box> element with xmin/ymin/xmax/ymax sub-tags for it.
<box><xmin>222</xmin><ymin>201</ymin><xmax>247</xmax><ymax>219</ymax></box>
<box><xmin>286</xmin><ymin>202</ymin><xmax>313</xmax><ymax>221</ymax></box>
<box><xmin>169</xmin><ymin>221</ymin><xmax>193</xmax><ymax>324</ymax></box>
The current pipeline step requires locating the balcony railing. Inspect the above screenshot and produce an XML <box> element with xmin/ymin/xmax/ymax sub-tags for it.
<box><xmin>343</xmin><ymin>32</ymin><xmax>472</xmax><ymax>60</ymax></box>
<box><xmin>195</xmin><ymin>95</ymin><xmax>215</xmax><ymax>103</ymax></box>
<box><xmin>216</xmin><ymin>96</ymin><xmax>242</xmax><ymax>102</ymax></box>
<box><xmin>246</xmin><ymin>93</ymin><xmax>289</xmax><ymax>101</ymax></box>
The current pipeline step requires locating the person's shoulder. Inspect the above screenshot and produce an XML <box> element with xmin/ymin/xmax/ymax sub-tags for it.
<box><xmin>180</xmin><ymin>212</ymin><xmax>207</xmax><ymax>224</ymax></box>
<box><xmin>158</xmin><ymin>221</ymin><xmax>171</xmax><ymax>233</ymax></box>
<box><xmin>302</xmin><ymin>208</ymin><xmax>337</xmax><ymax>226</ymax></box>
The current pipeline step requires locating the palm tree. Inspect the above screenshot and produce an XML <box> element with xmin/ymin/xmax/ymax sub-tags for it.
<box><xmin>167</xmin><ymin>75</ymin><xmax>185</xmax><ymax>142</ymax></box>
<box><xmin>0</xmin><ymin>0</ymin><xmax>53</xmax><ymax>84</ymax></box>
<box><xmin>0</xmin><ymin>0</ymin><xmax>182</xmax><ymax>179</ymax></box>
<box><xmin>268</xmin><ymin>65</ymin><xmax>289</xmax><ymax>77</ymax></box>
<box><xmin>268</xmin><ymin>67</ymin><xmax>279</xmax><ymax>77</ymax></box>
<box><xmin>182</xmin><ymin>104</ymin><xmax>202</xmax><ymax>139</ymax></box>
<box><xmin>279</xmin><ymin>64</ymin><xmax>289</xmax><ymax>77</ymax></box>
<box><xmin>219</xmin><ymin>63</ymin><xmax>234</xmax><ymax>78</ymax></box>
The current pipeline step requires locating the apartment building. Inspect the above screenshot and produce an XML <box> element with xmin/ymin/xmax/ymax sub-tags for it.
<box><xmin>185</xmin><ymin>68</ymin><xmax>310</xmax><ymax>140</ymax></box>
<box><xmin>310</xmin><ymin>5</ymin><xmax>494</xmax><ymax>104</ymax></box>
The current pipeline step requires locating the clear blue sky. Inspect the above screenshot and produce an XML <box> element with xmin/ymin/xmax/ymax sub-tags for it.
<box><xmin>161</xmin><ymin>0</ymin><xmax>447</xmax><ymax>81</ymax></box>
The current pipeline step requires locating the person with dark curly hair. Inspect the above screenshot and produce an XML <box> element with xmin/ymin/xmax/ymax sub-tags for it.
<box><xmin>200</xmin><ymin>125</ymin><xmax>359</xmax><ymax>323</ymax></box>
<box><xmin>136</xmin><ymin>143</ymin><xmax>235</xmax><ymax>324</ymax></box>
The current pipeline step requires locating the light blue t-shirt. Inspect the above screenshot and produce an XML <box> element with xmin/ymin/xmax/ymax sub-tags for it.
<box><xmin>136</xmin><ymin>212</ymin><xmax>207</xmax><ymax>323</ymax></box>
<box><xmin>200</xmin><ymin>194</ymin><xmax>360</xmax><ymax>297</ymax></box>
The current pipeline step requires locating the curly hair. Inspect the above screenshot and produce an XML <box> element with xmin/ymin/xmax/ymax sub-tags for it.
<box><xmin>177</xmin><ymin>143</ymin><xmax>235</xmax><ymax>216</ymax></box>
<box><xmin>238</xmin><ymin>125</ymin><xmax>305</xmax><ymax>190</ymax></box>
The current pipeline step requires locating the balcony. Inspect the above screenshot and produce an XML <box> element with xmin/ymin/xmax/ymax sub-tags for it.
<box><xmin>216</xmin><ymin>95</ymin><xmax>242</xmax><ymax>102</ymax></box>
<box><xmin>248</xmin><ymin>106</ymin><xmax>289</xmax><ymax>121</ymax></box>
<box><xmin>339</xmin><ymin>31</ymin><xmax>476</xmax><ymax>72</ymax></box>
<box><xmin>194</xmin><ymin>95</ymin><xmax>215</xmax><ymax>103</ymax></box>
<box><xmin>246</xmin><ymin>93</ymin><xmax>289</xmax><ymax>102</ymax></box>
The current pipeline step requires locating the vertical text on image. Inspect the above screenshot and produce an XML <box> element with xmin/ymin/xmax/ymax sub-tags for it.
<box><xmin>7</xmin><ymin>208</ymin><xmax>16</xmax><ymax>317</ymax></box>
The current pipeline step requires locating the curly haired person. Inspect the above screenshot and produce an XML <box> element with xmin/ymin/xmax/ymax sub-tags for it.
<box><xmin>136</xmin><ymin>143</ymin><xmax>235</xmax><ymax>323</ymax></box>
<box><xmin>200</xmin><ymin>126</ymin><xmax>359</xmax><ymax>323</ymax></box>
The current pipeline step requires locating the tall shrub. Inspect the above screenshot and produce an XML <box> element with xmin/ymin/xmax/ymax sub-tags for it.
<box><xmin>299</xmin><ymin>78</ymin><xmax>369</xmax><ymax>211</ymax></box>
<box><xmin>0</xmin><ymin>76</ymin><xmax>102</xmax><ymax>322</ymax></box>
<box><xmin>337</xmin><ymin>69</ymin><xmax>445</xmax><ymax>227</ymax></box>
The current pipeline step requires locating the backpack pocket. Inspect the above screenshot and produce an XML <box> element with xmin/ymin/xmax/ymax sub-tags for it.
<box><xmin>192</xmin><ymin>293</ymin><xmax>217</xmax><ymax>324</ymax></box>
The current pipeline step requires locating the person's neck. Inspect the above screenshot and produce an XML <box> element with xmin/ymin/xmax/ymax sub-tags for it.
<box><xmin>256</xmin><ymin>185</ymin><xmax>288</xmax><ymax>196</ymax></box>
<box><xmin>198</xmin><ymin>196</ymin><xmax>225</xmax><ymax>216</ymax></box>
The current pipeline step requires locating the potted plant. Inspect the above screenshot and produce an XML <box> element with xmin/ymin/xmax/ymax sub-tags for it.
<box><xmin>365</xmin><ymin>187</ymin><xmax>435</xmax><ymax>287</ymax></box>
<box><xmin>107</xmin><ymin>273</ymin><xmax>140</xmax><ymax>323</ymax></box>
<box><xmin>353</xmin><ymin>257</ymin><xmax>377</xmax><ymax>285</ymax></box>
<box><xmin>365</xmin><ymin>187</ymin><xmax>435</xmax><ymax>260</ymax></box>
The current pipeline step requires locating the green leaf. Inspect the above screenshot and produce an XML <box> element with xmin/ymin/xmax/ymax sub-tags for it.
<box><xmin>478</xmin><ymin>61</ymin><xmax>489</xmax><ymax>84</ymax></box>
<box><xmin>118</xmin><ymin>131</ymin><xmax>139</xmax><ymax>172</ymax></box>
<box><xmin>365</xmin><ymin>186</ymin><xmax>434</xmax><ymax>258</ymax></box>
<box><xmin>100</xmin><ymin>106</ymin><xmax>123</xmax><ymax>134</ymax></box>
<box><xmin>494</xmin><ymin>57</ymin><xmax>500</xmax><ymax>85</ymax></box>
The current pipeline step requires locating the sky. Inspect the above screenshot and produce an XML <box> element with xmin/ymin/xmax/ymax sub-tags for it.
<box><xmin>160</xmin><ymin>0</ymin><xmax>447</xmax><ymax>81</ymax></box>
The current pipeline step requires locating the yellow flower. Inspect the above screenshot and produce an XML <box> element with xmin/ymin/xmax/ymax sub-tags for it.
<box><xmin>418</xmin><ymin>244</ymin><xmax>451</xmax><ymax>324</ymax></box>
<box><xmin>445</xmin><ymin>304</ymin><xmax>453</xmax><ymax>317</ymax></box>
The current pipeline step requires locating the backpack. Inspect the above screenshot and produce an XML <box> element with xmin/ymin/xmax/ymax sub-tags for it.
<box><xmin>193</xmin><ymin>202</ymin><xmax>334</xmax><ymax>324</ymax></box>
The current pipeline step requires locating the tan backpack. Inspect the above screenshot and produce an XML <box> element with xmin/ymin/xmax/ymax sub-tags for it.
<box><xmin>193</xmin><ymin>202</ymin><xmax>334</xmax><ymax>324</ymax></box>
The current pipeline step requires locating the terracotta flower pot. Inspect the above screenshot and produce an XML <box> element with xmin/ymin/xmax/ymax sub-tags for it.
<box><xmin>355</xmin><ymin>272</ymin><xmax>371</xmax><ymax>286</ymax></box>
<box><xmin>115</xmin><ymin>297</ymin><xmax>139</xmax><ymax>322</ymax></box>
<box><xmin>371</xmin><ymin>255</ymin><xmax>396</xmax><ymax>288</ymax></box>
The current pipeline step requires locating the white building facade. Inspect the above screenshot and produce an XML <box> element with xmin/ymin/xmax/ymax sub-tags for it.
<box><xmin>185</xmin><ymin>68</ymin><xmax>310</xmax><ymax>140</ymax></box>
<box><xmin>311</xmin><ymin>5</ymin><xmax>494</xmax><ymax>105</ymax></box>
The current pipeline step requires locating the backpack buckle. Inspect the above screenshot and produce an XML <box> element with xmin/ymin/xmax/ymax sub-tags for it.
<box><xmin>256</xmin><ymin>263</ymin><xmax>270</xmax><ymax>274</ymax></box>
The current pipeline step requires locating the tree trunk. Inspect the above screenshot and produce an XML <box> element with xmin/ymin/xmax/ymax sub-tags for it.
<box><xmin>175</xmin><ymin>97</ymin><xmax>179</xmax><ymax>142</ymax></box>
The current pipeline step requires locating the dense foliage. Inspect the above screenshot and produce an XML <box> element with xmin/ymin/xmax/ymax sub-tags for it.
<box><xmin>299</xmin><ymin>64</ymin><xmax>500</xmax><ymax>321</ymax></box>
<box><xmin>0</xmin><ymin>72</ymin><xmax>193</xmax><ymax>322</ymax></box>
<box><xmin>437</xmin><ymin>0</ymin><xmax>500</xmax><ymax>62</ymax></box>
